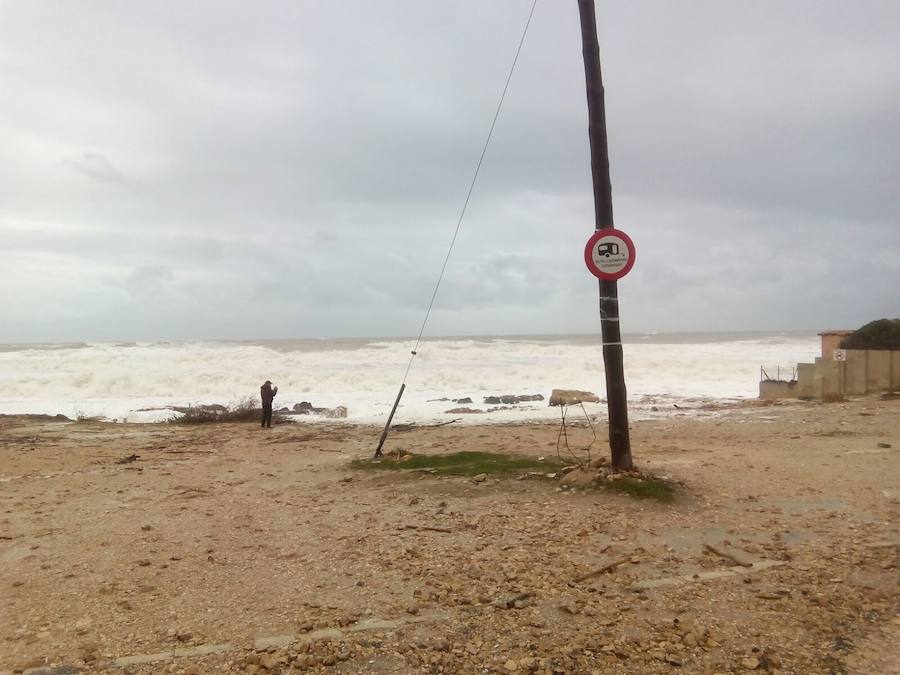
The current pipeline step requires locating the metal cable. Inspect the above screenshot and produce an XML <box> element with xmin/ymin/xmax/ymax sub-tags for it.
<box><xmin>400</xmin><ymin>0</ymin><xmax>539</xmax><ymax>384</ymax></box>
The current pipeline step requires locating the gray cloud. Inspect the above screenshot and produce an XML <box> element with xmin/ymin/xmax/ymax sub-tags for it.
<box><xmin>63</xmin><ymin>151</ymin><xmax>128</xmax><ymax>185</ymax></box>
<box><xmin>1</xmin><ymin>0</ymin><xmax>898</xmax><ymax>342</ymax></box>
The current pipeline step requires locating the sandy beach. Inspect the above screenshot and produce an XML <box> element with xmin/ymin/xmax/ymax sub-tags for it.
<box><xmin>1</xmin><ymin>396</ymin><xmax>898</xmax><ymax>674</ymax></box>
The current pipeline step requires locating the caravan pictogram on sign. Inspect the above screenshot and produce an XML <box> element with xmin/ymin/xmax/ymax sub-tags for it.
<box><xmin>584</xmin><ymin>228</ymin><xmax>636</xmax><ymax>281</ymax></box>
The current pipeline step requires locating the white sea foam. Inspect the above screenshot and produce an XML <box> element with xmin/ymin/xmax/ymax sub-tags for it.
<box><xmin>0</xmin><ymin>332</ymin><xmax>819</xmax><ymax>424</ymax></box>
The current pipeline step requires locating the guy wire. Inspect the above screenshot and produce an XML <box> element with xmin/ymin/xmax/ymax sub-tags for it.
<box><xmin>401</xmin><ymin>0</ymin><xmax>539</xmax><ymax>385</ymax></box>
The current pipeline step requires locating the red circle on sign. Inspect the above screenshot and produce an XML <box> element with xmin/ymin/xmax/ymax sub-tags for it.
<box><xmin>584</xmin><ymin>228</ymin><xmax>636</xmax><ymax>281</ymax></box>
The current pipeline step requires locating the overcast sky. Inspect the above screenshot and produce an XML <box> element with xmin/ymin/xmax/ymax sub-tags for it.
<box><xmin>1</xmin><ymin>1</ymin><xmax>898</xmax><ymax>342</ymax></box>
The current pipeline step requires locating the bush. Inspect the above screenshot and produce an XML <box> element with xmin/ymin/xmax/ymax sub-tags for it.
<box><xmin>840</xmin><ymin>318</ymin><xmax>900</xmax><ymax>351</ymax></box>
<box><xmin>169</xmin><ymin>397</ymin><xmax>285</xmax><ymax>425</ymax></box>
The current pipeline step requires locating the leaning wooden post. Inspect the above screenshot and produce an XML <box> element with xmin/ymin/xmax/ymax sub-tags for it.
<box><xmin>374</xmin><ymin>383</ymin><xmax>405</xmax><ymax>458</ymax></box>
<box><xmin>577</xmin><ymin>0</ymin><xmax>633</xmax><ymax>470</ymax></box>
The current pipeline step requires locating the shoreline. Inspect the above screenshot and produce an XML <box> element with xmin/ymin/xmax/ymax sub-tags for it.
<box><xmin>0</xmin><ymin>394</ymin><xmax>773</xmax><ymax>428</ymax></box>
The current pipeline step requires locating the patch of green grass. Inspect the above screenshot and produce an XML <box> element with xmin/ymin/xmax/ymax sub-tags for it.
<box><xmin>605</xmin><ymin>475</ymin><xmax>676</xmax><ymax>503</ymax></box>
<box><xmin>351</xmin><ymin>451</ymin><xmax>563</xmax><ymax>477</ymax></box>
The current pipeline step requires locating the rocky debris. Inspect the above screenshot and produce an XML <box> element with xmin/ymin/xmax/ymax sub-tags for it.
<box><xmin>741</xmin><ymin>655</ymin><xmax>760</xmax><ymax>669</ymax></box>
<box><xmin>549</xmin><ymin>389</ymin><xmax>600</xmax><ymax>406</ymax></box>
<box><xmin>0</xmin><ymin>413</ymin><xmax>72</xmax><ymax>422</ymax></box>
<box><xmin>560</xmin><ymin>468</ymin><xmax>600</xmax><ymax>489</ymax></box>
<box><xmin>483</xmin><ymin>394</ymin><xmax>545</xmax><ymax>405</ymax></box>
<box><xmin>444</xmin><ymin>407</ymin><xmax>483</xmax><ymax>414</ymax></box>
<box><xmin>2</xmin><ymin>397</ymin><xmax>899</xmax><ymax>675</ymax></box>
<box><xmin>493</xmin><ymin>591</ymin><xmax>535</xmax><ymax>609</ymax></box>
<box><xmin>172</xmin><ymin>404</ymin><xmax>227</xmax><ymax>414</ymax></box>
<box><xmin>290</xmin><ymin>402</ymin><xmax>347</xmax><ymax>418</ymax></box>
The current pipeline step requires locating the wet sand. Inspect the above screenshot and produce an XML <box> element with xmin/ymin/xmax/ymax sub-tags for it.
<box><xmin>1</xmin><ymin>397</ymin><xmax>898</xmax><ymax>674</ymax></box>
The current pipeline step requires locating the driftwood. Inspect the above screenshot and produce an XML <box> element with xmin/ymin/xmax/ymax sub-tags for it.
<box><xmin>399</xmin><ymin>524</ymin><xmax>453</xmax><ymax>533</ymax></box>
<box><xmin>391</xmin><ymin>418</ymin><xmax>462</xmax><ymax>433</ymax></box>
<box><xmin>703</xmin><ymin>543</ymin><xmax>754</xmax><ymax>567</ymax></box>
<box><xmin>572</xmin><ymin>553</ymin><xmax>629</xmax><ymax>583</ymax></box>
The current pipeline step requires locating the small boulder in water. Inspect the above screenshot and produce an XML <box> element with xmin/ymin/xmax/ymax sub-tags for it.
<box><xmin>291</xmin><ymin>402</ymin><xmax>347</xmax><ymax>418</ymax></box>
<box><xmin>483</xmin><ymin>394</ymin><xmax>545</xmax><ymax>405</ymax></box>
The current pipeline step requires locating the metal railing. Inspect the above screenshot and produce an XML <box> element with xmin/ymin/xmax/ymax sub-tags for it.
<box><xmin>760</xmin><ymin>365</ymin><xmax>798</xmax><ymax>382</ymax></box>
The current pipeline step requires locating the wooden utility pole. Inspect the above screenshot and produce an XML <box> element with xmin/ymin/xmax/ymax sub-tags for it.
<box><xmin>577</xmin><ymin>0</ymin><xmax>633</xmax><ymax>470</ymax></box>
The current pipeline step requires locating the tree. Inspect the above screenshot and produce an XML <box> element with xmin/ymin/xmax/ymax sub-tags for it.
<box><xmin>840</xmin><ymin>319</ymin><xmax>900</xmax><ymax>351</ymax></box>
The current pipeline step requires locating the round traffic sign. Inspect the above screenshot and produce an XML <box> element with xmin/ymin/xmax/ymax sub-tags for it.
<box><xmin>584</xmin><ymin>228</ymin><xmax>635</xmax><ymax>281</ymax></box>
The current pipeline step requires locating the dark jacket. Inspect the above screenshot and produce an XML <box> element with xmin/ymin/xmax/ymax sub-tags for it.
<box><xmin>260</xmin><ymin>383</ymin><xmax>276</xmax><ymax>405</ymax></box>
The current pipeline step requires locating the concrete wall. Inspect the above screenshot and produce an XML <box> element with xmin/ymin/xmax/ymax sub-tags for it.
<box><xmin>759</xmin><ymin>380</ymin><xmax>798</xmax><ymax>400</ymax></box>
<box><xmin>796</xmin><ymin>363</ymin><xmax>819</xmax><ymax>399</ymax></box>
<box><xmin>844</xmin><ymin>350</ymin><xmax>867</xmax><ymax>395</ymax></box>
<box><xmin>763</xmin><ymin>349</ymin><xmax>898</xmax><ymax>400</ymax></box>
<box><xmin>868</xmin><ymin>350</ymin><xmax>893</xmax><ymax>391</ymax></box>
<box><xmin>820</xmin><ymin>359</ymin><xmax>842</xmax><ymax>399</ymax></box>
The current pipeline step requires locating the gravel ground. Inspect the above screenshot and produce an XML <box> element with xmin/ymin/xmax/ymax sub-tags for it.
<box><xmin>1</xmin><ymin>396</ymin><xmax>898</xmax><ymax>674</ymax></box>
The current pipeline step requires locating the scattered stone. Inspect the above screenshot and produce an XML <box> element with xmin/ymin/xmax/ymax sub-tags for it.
<box><xmin>741</xmin><ymin>655</ymin><xmax>760</xmax><ymax>669</ymax></box>
<box><xmin>493</xmin><ymin>592</ymin><xmax>535</xmax><ymax>609</ymax></box>
<box><xmin>482</xmin><ymin>394</ymin><xmax>545</xmax><ymax>405</ymax></box>
<box><xmin>472</xmin><ymin>473</ymin><xmax>488</xmax><ymax>483</ymax></box>
<box><xmin>877</xmin><ymin>442</ymin><xmax>892</xmax><ymax>448</ymax></box>
<box><xmin>561</xmin><ymin>469</ymin><xmax>599</xmax><ymax>489</ymax></box>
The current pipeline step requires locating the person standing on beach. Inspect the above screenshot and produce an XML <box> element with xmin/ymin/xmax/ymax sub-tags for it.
<box><xmin>260</xmin><ymin>380</ymin><xmax>277</xmax><ymax>428</ymax></box>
